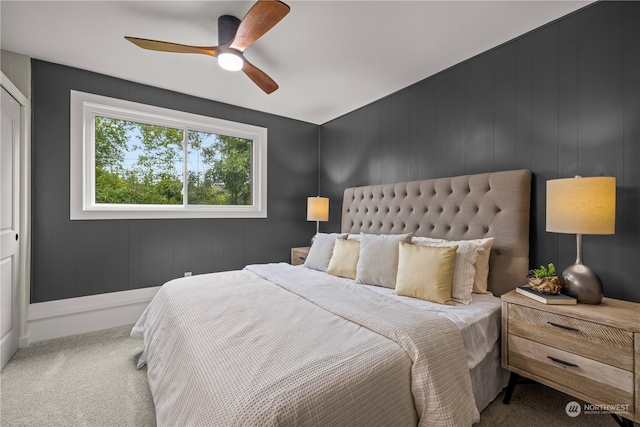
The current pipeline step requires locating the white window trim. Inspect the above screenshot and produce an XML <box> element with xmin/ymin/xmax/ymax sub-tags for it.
<box><xmin>70</xmin><ymin>91</ymin><xmax>267</xmax><ymax>219</ymax></box>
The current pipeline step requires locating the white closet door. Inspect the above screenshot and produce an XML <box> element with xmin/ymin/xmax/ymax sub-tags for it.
<box><xmin>1</xmin><ymin>86</ymin><xmax>21</xmax><ymax>370</ymax></box>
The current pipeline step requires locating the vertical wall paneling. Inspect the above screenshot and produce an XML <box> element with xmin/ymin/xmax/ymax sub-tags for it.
<box><xmin>445</xmin><ymin>65</ymin><xmax>467</xmax><ymax>176</ymax></box>
<box><xmin>31</xmin><ymin>61</ymin><xmax>319</xmax><ymax>302</ymax></box>
<box><xmin>351</xmin><ymin>109</ymin><xmax>368</xmax><ymax>194</ymax></box>
<box><xmin>392</xmin><ymin>90</ymin><xmax>407</xmax><ymax>184</ymax></box>
<box><xmin>127</xmin><ymin>221</ymin><xmax>142</xmax><ymax>293</ymax></box>
<box><xmin>621</xmin><ymin>1</ymin><xmax>640</xmax><ymax>302</ymax></box>
<box><xmin>379</xmin><ymin>97</ymin><xmax>391</xmax><ymax>184</ymax></box>
<box><xmin>140</xmin><ymin>221</ymin><xmax>167</xmax><ymax>288</ymax></box>
<box><xmin>219</xmin><ymin>219</ymin><xmax>245</xmax><ymax>271</ymax></box>
<box><xmin>434</xmin><ymin>74</ymin><xmax>448</xmax><ymax>178</ymax></box>
<box><xmin>365</xmin><ymin>101</ymin><xmax>381</xmax><ymax>184</ymax></box>
<box><xmin>416</xmin><ymin>78</ymin><xmax>437</xmax><ymax>179</ymax></box>
<box><xmin>169</xmin><ymin>220</ymin><xmax>191</xmax><ymax>280</ymax></box>
<box><xmin>514</xmin><ymin>35</ymin><xmax>533</xmax><ymax>172</ymax></box>
<box><xmin>465</xmin><ymin>52</ymin><xmax>494</xmax><ymax>175</ymax></box>
<box><xmin>187</xmin><ymin>220</ymin><xmax>211</xmax><ymax>275</ymax></box>
<box><xmin>407</xmin><ymin>87</ymin><xmax>419</xmax><ymax>181</ymax></box>
<box><xmin>492</xmin><ymin>42</ymin><xmax>517</xmax><ymax>172</ymax></box>
<box><xmin>319</xmin><ymin>1</ymin><xmax>640</xmax><ymax>302</ymax></box>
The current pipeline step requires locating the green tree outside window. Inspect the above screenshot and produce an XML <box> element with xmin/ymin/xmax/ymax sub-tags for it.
<box><xmin>94</xmin><ymin>116</ymin><xmax>252</xmax><ymax>206</ymax></box>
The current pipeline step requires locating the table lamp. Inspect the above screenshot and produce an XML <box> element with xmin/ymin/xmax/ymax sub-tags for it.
<box><xmin>307</xmin><ymin>196</ymin><xmax>329</xmax><ymax>245</ymax></box>
<box><xmin>546</xmin><ymin>176</ymin><xmax>616</xmax><ymax>304</ymax></box>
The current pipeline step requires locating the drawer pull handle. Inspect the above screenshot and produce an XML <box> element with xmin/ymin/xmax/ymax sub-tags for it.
<box><xmin>299</xmin><ymin>256</ymin><xmax>307</xmax><ymax>261</ymax></box>
<box><xmin>547</xmin><ymin>356</ymin><xmax>579</xmax><ymax>368</ymax></box>
<box><xmin>547</xmin><ymin>321</ymin><xmax>579</xmax><ymax>332</ymax></box>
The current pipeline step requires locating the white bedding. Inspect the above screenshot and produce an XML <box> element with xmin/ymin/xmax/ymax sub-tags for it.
<box><xmin>361</xmin><ymin>283</ymin><xmax>502</xmax><ymax>369</ymax></box>
<box><xmin>302</xmin><ymin>265</ymin><xmax>508</xmax><ymax>412</ymax></box>
<box><xmin>133</xmin><ymin>263</ymin><xmax>482</xmax><ymax>426</ymax></box>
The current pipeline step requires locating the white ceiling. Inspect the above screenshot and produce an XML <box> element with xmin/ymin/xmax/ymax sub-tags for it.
<box><xmin>1</xmin><ymin>1</ymin><xmax>591</xmax><ymax>125</ymax></box>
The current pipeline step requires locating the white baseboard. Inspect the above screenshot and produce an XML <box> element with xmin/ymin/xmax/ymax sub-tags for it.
<box><xmin>26</xmin><ymin>286</ymin><xmax>160</xmax><ymax>344</ymax></box>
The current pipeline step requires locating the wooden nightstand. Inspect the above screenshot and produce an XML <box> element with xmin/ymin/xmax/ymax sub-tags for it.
<box><xmin>290</xmin><ymin>247</ymin><xmax>310</xmax><ymax>266</ymax></box>
<box><xmin>501</xmin><ymin>290</ymin><xmax>640</xmax><ymax>425</ymax></box>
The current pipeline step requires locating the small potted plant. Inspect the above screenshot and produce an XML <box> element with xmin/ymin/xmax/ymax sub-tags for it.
<box><xmin>527</xmin><ymin>263</ymin><xmax>562</xmax><ymax>294</ymax></box>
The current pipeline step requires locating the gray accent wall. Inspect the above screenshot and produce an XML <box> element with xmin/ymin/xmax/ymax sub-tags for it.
<box><xmin>319</xmin><ymin>1</ymin><xmax>640</xmax><ymax>302</ymax></box>
<box><xmin>31</xmin><ymin>60</ymin><xmax>319</xmax><ymax>302</ymax></box>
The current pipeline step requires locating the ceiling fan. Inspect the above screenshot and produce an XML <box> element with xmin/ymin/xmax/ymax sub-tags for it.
<box><xmin>125</xmin><ymin>0</ymin><xmax>290</xmax><ymax>94</ymax></box>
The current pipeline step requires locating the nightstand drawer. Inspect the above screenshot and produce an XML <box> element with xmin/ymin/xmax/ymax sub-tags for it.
<box><xmin>508</xmin><ymin>335</ymin><xmax>634</xmax><ymax>410</ymax></box>
<box><xmin>291</xmin><ymin>247</ymin><xmax>310</xmax><ymax>266</ymax></box>
<box><xmin>292</xmin><ymin>252</ymin><xmax>307</xmax><ymax>265</ymax></box>
<box><xmin>508</xmin><ymin>304</ymin><xmax>634</xmax><ymax>370</ymax></box>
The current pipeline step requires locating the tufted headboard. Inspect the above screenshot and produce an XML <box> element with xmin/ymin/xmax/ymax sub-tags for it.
<box><xmin>341</xmin><ymin>169</ymin><xmax>532</xmax><ymax>296</ymax></box>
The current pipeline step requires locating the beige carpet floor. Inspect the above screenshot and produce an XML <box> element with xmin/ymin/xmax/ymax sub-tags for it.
<box><xmin>1</xmin><ymin>326</ymin><xmax>155</xmax><ymax>426</ymax></box>
<box><xmin>0</xmin><ymin>325</ymin><xmax>636</xmax><ymax>426</ymax></box>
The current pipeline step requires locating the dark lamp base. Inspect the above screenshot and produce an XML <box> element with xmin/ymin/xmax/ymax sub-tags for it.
<box><xmin>561</xmin><ymin>263</ymin><xmax>604</xmax><ymax>305</ymax></box>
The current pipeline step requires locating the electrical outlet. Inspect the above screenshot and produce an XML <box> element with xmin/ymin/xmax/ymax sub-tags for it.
<box><xmin>184</xmin><ymin>272</ymin><xmax>192</xmax><ymax>277</ymax></box>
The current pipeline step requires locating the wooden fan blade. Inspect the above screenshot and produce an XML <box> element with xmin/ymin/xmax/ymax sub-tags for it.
<box><xmin>125</xmin><ymin>37</ymin><xmax>219</xmax><ymax>57</ymax></box>
<box><xmin>229</xmin><ymin>0</ymin><xmax>290</xmax><ymax>52</ymax></box>
<box><xmin>242</xmin><ymin>58</ymin><xmax>279</xmax><ymax>94</ymax></box>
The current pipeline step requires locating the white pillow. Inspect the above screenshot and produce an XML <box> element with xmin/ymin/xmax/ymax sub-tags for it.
<box><xmin>411</xmin><ymin>236</ymin><xmax>480</xmax><ymax>305</ymax></box>
<box><xmin>467</xmin><ymin>237</ymin><xmax>494</xmax><ymax>294</ymax></box>
<box><xmin>303</xmin><ymin>233</ymin><xmax>347</xmax><ymax>272</ymax></box>
<box><xmin>356</xmin><ymin>233</ymin><xmax>412</xmax><ymax>288</ymax></box>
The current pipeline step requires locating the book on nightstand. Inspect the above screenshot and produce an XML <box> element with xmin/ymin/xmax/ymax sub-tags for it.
<box><xmin>516</xmin><ymin>286</ymin><xmax>577</xmax><ymax>305</ymax></box>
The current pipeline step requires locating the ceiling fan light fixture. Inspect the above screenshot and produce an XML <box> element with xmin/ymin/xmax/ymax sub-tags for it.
<box><xmin>218</xmin><ymin>53</ymin><xmax>243</xmax><ymax>71</ymax></box>
<box><xmin>125</xmin><ymin>0</ymin><xmax>290</xmax><ymax>93</ymax></box>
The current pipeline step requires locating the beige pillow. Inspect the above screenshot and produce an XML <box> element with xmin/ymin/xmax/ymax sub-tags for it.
<box><xmin>355</xmin><ymin>233</ymin><xmax>413</xmax><ymax>288</ymax></box>
<box><xmin>394</xmin><ymin>243</ymin><xmax>457</xmax><ymax>305</ymax></box>
<box><xmin>411</xmin><ymin>236</ymin><xmax>479</xmax><ymax>304</ymax></box>
<box><xmin>326</xmin><ymin>239</ymin><xmax>361</xmax><ymax>279</ymax></box>
<box><xmin>412</xmin><ymin>236</ymin><xmax>494</xmax><ymax>294</ymax></box>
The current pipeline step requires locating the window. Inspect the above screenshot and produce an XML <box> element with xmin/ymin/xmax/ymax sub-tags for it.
<box><xmin>70</xmin><ymin>91</ymin><xmax>267</xmax><ymax>219</ymax></box>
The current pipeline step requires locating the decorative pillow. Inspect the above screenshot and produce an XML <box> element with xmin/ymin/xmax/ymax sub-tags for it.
<box><xmin>303</xmin><ymin>233</ymin><xmax>347</xmax><ymax>272</ymax></box>
<box><xmin>355</xmin><ymin>233</ymin><xmax>412</xmax><ymax>288</ymax></box>
<box><xmin>411</xmin><ymin>236</ymin><xmax>479</xmax><ymax>304</ymax></box>
<box><xmin>468</xmin><ymin>238</ymin><xmax>494</xmax><ymax>294</ymax></box>
<box><xmin>394</xmin><ymin>242</ymin><xmax>457</xmax><ymax>305</ymax></box>
<box><xmin>326</xmin><ymin>238</ymin><xmax>361</xmax><ymax>279</ymax></box>
<box><xmin>414</xmin><ymin>236</ymin><xmax>494</xmax><ymax>294</ymax></box>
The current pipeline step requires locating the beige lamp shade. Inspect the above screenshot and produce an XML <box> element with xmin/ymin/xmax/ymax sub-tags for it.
<box><xmin>307</xmin><ymin>197</ymin><xmax>329</xmax><ymax>222</ymax></box>
<box><xmin>546</xmin><ymin>176</ymin><xmax>616</xmax><ymax>235</ymax></box>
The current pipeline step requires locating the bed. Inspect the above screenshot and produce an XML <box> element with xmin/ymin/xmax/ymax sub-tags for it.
<box><xmin>132</xmin><ymin>169</ymin><xmax>532</xmax><ymax>427</ymax></box>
